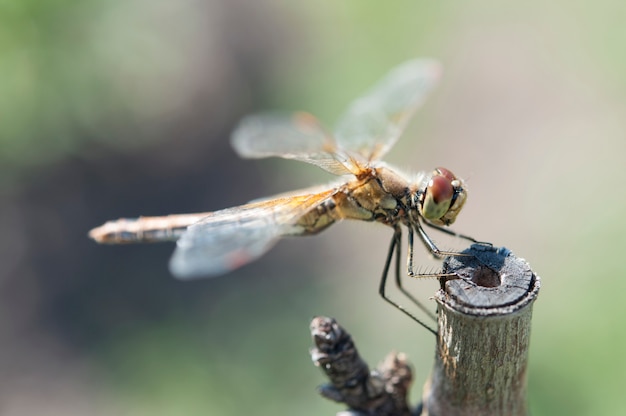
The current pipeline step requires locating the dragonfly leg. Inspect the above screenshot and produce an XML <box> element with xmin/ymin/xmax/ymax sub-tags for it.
<box><xmin>378</xmin><ymin>227</ymin><xmax>437</xmax><ymax>335</ymax></box>
<box><xmin>416</xmin><ymin>220</ymin><xmax>494</xmax><ymax>274</ymax></box>
<box><xmin>407</xmin><ymin>221</ymin><xmax>467</xmax><ymax>279</ymax></box>
<box><xmin>395</xmin><ymin>226</ymin><xmax>437</xmax><ymax>322</ymax></box>
<box><xmin>423</xmin><ymin>220</ymin><xmax>492</xmax><ymax>246</ymax></box>
<box><xmin>414</xmin><ymin>220</ymin><xmax>473</xmax><ymax>258</ymax></box>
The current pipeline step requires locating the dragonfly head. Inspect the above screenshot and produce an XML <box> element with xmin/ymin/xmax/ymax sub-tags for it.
<box><xmin>420</xmin><ymin>167</ymin><xmax>467</xmax><ymax>226</ymax></box>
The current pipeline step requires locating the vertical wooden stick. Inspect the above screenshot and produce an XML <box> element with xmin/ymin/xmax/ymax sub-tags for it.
<box><xmin>421</xmin><ymin>244</ymin><xmax>541</xmax><ymax>416</ymax></box>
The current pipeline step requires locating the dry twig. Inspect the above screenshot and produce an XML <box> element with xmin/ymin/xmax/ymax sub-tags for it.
<box><xmin>310</xmin><ymin>316</ymin><xmax>414</xmax><ymax>416</ymax></box>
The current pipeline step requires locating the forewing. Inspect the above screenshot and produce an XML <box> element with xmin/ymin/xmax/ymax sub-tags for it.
<box><xmin>231</xmin><ymin>112</ymin><xmax>362</xmax><ymax>175</ymax></box>
<box><xmin>169</xmin><ymin>189</ymin><xmax>337</xmax><ymax>279</ymax></box>
<box><xmin>334</xmin><ymin>59</ymin><xmax>441</xmax><ymax>161</ymax></box>
<box><xmin>247</xmin><ymin>179</ymin><xmax>346</xmax><ymax>203</ymax></box>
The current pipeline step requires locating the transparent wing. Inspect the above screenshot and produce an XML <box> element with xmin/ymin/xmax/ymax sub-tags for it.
<box><xmin>247</xmin><ymin>179</ymin><xmax>346</xmax><ymax>203</ymax></box>
<box><xmin>334</xmin><ymin>58</ymin><xmax>441</xmax><ymax>161</ymax></box>
<box><xmin>169</xmin><ymin>189</ymin><xmax>337</xmax><ymax>279</ymax></box>
<box><xmin>231</xmin><ymin>112</ymin><xmax>364</xmax><ymax>176</ymax></box>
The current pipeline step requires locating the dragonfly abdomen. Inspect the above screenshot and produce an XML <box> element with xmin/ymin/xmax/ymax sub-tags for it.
<box><xmin>89</xmin><ymin>214</ymin><xmax>209</xmax><ymax>244</ymax></box>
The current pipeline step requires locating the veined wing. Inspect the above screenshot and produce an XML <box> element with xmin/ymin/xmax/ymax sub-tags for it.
<box><xmin>169</xmin><ymin>188</ymin><xmax>338</xmax><ymax>279</ymax></box>
<box><xmin>231</xmin><ymin>112</ymin><xmax>365</xmax><ymax>176</ymax></box>
<box><xmin>247</xmin><ymin>179</ymin><xmax>346</xmax><ymax>203</ymax></box>
<box><xmin>334</xmin><ymin>58</ymin><xmax>441</xmax><ymax>162</ymax></box>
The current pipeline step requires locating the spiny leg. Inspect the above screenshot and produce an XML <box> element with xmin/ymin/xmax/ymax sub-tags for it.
<box><xmin>423</xmin><ymin>220</ymin><xmax>492</xmax><ymax>246</ymax></box>
<box><xmin>406</xmin><ymin>222</ymin><xmax>467</xmax><ymax>279</ymax></box>
<box><xmin>418</xmin><ymin>220</ymin><xmax>494</xmax><ymax>273</ymax></box>
<box><xmin>378</xmin><ymin>227</ymin><xmax>437</xmax><ymax>335</ymax></box>
<box><xmin>393</xmin><ymin>226</ymin><xmax>437</xmax><ymax>322</ymax></box>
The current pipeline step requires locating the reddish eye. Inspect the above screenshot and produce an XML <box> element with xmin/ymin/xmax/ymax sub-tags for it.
<box><xmin>429</xmin><ymin>175</ymin><xmax>454</xmax><ymax>204</ymax></box>
<box><xmin>422</xmin><ymin>175</ymin><xmax>454</xmax><ymax>221</ymax></box>
<box><xmin>435</xmin><ymin>167</ymin><xmax>456</xmax><ymax>183</ymax></box>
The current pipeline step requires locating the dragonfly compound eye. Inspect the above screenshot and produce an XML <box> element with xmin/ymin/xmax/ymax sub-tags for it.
<box><xmin>435</xmin><ymin>167</ymin><xmax>456</xmax><ymax>182</ymax></box>
<box><xmin>422</xmin><ymin>174</ymin><xmax>454</xmax><ymax>221</ymax></box>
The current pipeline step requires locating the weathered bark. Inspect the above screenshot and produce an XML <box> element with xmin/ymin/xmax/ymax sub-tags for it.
<box><xmin>310</xmin><ymin>316</ymin><xmax>413</xmax><ymax>416</ymax></box>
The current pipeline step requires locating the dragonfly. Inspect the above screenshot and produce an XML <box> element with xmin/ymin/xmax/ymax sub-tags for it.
<box><xmin>89</xmin><ymin>59</ymin><xmax>482</xmax><ymax>334</ymax></box>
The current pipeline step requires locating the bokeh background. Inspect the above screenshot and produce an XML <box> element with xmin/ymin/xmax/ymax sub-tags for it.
<box><xmin>2</xmin><ymin>1</ymin><xmax>625</xmax><ymax>415</ymax></box>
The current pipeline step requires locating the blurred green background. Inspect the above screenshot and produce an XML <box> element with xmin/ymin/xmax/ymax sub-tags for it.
<box><xmin>1</xmin><ymin>0</ymin><xmax>625</xmax><ymax>415</ymax></box>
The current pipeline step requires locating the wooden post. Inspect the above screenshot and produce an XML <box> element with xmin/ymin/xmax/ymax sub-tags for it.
<box><xmin>421</xmin><ymin>244</ymin><xmax>541</xmax><ymax>416</ymax></box>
